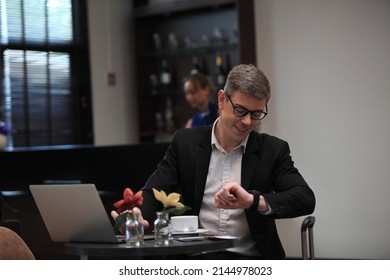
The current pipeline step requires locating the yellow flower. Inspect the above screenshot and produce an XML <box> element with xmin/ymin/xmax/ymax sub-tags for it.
<box><xmin>153</xmin><ymin>188</ymin><xmax>184</xmax><ymax>208</ymax></box>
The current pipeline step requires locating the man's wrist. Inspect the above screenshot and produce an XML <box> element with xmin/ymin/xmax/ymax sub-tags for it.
<box><xmin>248</xmin><ymin>190</ymin><xmax>260</xmax><ymax>211</ymax></box>
<box><xmin>259</xmin><ymin>195</ymin><xmax>271</xmax><ymax>214</ymax></box>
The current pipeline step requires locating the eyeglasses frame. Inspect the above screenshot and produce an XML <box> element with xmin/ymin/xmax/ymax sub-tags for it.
<box><xmin>226</xmin><ymin>94</ymin><xmax>268</xmax><ymax>120</ymax></box>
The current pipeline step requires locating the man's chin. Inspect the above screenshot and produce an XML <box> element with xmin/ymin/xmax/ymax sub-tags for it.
<box><xmin>233</xmin><ymin>126</ymin><xmax>249</xmax><ymax>138</ymax></box>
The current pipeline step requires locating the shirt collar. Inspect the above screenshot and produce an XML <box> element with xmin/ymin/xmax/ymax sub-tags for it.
<box><xmin>211</xmin><ymin>117</ymin><xmax>249</xmax><ymax>153</ymax></box>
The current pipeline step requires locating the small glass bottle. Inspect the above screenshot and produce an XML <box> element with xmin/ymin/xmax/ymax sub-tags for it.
<box><xmin>154</xmin><ymin>211</ymin><xmax>172</xmax><ymax>245</ymax></box>
<box><xmin>125</xmin><ymin>211</ymin><xmax>144</xmax><ymax>246</ymax></box>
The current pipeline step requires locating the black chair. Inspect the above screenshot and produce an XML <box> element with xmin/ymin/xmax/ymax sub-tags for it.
<box><xmin>301</xmin><ymin>216</ymin><xmax>315</xmax><ymax>260</ymax></box>
<box><xmin>0</xmin><ymin>191</ymin><xmax>22</xmax><ymax>235</ymax></box>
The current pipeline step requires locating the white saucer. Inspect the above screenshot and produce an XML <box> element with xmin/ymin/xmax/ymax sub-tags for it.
<box><xmin>172</xmin><ymin>228</ymin><xmax>209</xmax><ymax>235</ymax></box>
<box><xmin>208</xmin><ymin>235</ymin><xmax>238</xmax><ymax>240</ymax></box>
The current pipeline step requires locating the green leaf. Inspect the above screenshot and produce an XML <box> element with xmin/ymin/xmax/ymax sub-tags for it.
<box><xmin>114</xmin><ymin>212</ymin><xmax>129</xmax><ymax>233</ymax></box>
<box><xmin>166</xmin><ymin>206</ymin><xmax>192</xmax><ymax>216</ymax></box>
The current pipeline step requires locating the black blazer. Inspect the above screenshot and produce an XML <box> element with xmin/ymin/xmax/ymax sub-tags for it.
<box><xmin>141</xmin><ymin>125</ymin><xmax>315</xmax><ymax>259</ymax></box>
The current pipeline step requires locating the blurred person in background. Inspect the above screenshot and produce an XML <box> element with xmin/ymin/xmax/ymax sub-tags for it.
<box><xmin>183</xmin><ymin>72</ymin><xmax>219</xmax><ymax>128</ymax></box>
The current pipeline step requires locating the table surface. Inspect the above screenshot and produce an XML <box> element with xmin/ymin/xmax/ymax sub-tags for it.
<box><xmin>65</xmin><ymin>237</ymin><xmax>236</xmax><ymax>259</ymax></box>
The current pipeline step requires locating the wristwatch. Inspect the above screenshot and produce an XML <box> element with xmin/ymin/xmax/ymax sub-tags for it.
<box><xmin>248</xmin><ymin>190</ymin><xmax>261</xmax><ymax>211</ymax></box>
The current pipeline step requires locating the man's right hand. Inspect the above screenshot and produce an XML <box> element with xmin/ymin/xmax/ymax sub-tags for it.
<box><xmin>111</xmin><ymin>207</ymin><xmax>150</xmax><ymax>234</ymax></box>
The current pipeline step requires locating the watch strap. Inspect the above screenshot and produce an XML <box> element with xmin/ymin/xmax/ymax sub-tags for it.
<box><xmin>248</xmin><ymin>190</ymin><xmax>260</xmax><ymax>211</ymax></box>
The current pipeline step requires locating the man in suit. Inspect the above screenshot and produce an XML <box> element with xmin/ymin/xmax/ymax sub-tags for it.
<box><xmin>114</xmin><ymin>64</ymin><xmax>315</xmax><ymax>259</ymax></box>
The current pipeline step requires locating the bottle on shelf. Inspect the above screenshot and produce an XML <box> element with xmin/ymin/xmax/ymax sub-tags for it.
<box><xmin>160</xmin><ymin>59</ymin><xmax>172</xmax><ymax>92</ymax></box>
<box><xmin>168</xmin><ymin>32</ymin><xmax>178</xmax><ymax>50</ymax></box>
<box><xmin>165</xmin><ymin>97</ymin><xmax>175</xmax><ymax>132</ymax></box>
<box><xmin>214</xmin><ymin>53</ymin><xmax>226</xmax><ymax>90</ymax></box>
<box><xmin>149</xmin><ymin>74</ymin><xmax>159</xmax><ymax>95</ymax></box>
<box><xmin>152</xmin><ymin>33</ymin><xmax>162</xmax><ymax>50</ymax></box>
<box><xmin>190</xmin><ymin>55</ymin><xmax>201</xmax><ymax>75</ymax></box>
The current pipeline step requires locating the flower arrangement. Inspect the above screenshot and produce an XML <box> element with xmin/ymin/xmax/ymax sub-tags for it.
<box><xmin>152</xmin><ymin>188</ymin><xmax>191</xmax><ymax>244</ymax></box>
<box><xmin>113</xmin><ymin>187</ymin><xmax>143</xmax><ymax>233</ymax></box>
<box><xmin>113</xmin><ymin>187</ymin><xmax>191</xmax><ymax>245</ymax></box>
<box><xmin>152</xmin><ymin>188</ymin><xmax>191</xmax><ymax>216</ymax></box>
<box><xmin>113</xmin><ymin>187</ymin><xmax>191</xmax><ymax>231</ymax></box>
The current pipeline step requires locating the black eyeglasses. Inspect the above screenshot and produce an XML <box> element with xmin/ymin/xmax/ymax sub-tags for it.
<box><xmin>226</xmin><ymin>94</ymin><xmax>268</xmax><ymax>120</ymax></box>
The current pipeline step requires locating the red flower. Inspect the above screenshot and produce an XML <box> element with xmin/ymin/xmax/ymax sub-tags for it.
<box><xmin>113</xmin><ymin>188</ymin><xmax>143</xmax><ymax>213</ymax></box>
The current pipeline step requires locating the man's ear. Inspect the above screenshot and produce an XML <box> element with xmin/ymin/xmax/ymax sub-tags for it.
<box><xmin>218</xmin><ymin>90</ymin><xmax>225</xmax><ymax>109</ymax></box>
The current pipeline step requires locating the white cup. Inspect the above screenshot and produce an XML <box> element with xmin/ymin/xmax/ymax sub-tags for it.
<box><xmin>171</xmin><ymin>215</ymin><xmax>198</xmax><ymax>232</ymax></box>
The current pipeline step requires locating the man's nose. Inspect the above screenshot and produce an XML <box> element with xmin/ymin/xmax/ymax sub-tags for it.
<box><xmin>241</xmin><ymin>113</ymin><xmax>252</xmax><ymax>125</ymax></box>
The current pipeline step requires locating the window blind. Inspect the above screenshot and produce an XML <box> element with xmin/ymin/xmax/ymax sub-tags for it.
<box><xmin>0</xmin><ymin>0</ymin><xmax>90</xmax><ymax>148</ymax></box>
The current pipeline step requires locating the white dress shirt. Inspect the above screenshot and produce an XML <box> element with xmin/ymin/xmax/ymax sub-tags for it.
<box><xmin>198</xmin><ymin>118</ymin><xmax>261</xmax><ymax>256</ymax></box>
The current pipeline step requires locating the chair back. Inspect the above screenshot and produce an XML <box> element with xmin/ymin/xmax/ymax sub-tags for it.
<box><xmin>301</xmin><ymin>216</ymin><xmax>315</xmax><ymax>260</ymax></box>
<box><xmin>0</xmin><ymin>226</ymin><xmax>35</xmax><ymax>260</ymax></box>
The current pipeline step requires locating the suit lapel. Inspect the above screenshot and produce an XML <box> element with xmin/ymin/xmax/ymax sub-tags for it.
<box><xmin>193</xmin><ymin>127</ymin><xmax>212</xmax><ymax>214</ymax></box>
<box><xmin>241</xmin><ymin>132</ymin><xmax>261</xmax><ymax>190</ymax></box>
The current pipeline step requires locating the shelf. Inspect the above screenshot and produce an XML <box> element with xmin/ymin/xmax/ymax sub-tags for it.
<box><xmin>139</xmin><ymin>42</ymin><xmax>238</xmax><ymax>58</ymax></box>
<box><xmin>134</xmin><ymin>0</ymin><xmax>236</xmax><ymax>18</ymax></box>
<box><xmin>134</xmin><ymin>0</ymin><xmax>255</xmax><ymax>143</ymax></box>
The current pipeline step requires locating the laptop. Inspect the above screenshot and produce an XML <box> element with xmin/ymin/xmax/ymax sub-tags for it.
<box><xmin>30</xmin><ymin>184</ymin><xmax>124</xmax><ymax>243</ymax></box>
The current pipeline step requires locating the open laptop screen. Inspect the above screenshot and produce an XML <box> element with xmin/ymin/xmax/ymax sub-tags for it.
<box><xmin>30</xmin><ymin>184</ymin><xmax>120</xmax><ymax>243</ymax></box>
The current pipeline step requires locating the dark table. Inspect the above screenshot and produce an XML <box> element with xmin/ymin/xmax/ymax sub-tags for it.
<box><xmin>65</xmin><ymin>237</ymin><xmax>236</xmax><ymax>260</ymax></box>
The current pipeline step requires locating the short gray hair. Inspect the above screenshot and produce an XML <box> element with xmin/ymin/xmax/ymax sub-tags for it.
<box><xmin>224</xmin><ymin>64</ymin><xmax>271</xmax><ymax>102</ymax></box>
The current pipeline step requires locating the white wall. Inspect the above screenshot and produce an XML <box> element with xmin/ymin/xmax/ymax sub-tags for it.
<box><xmin>87</xmin><ymin>0</ymin><xmax>138</xmax><ymax>145</ymax></box>
<box><xmin>255</xmin><ymin>0</ymin><xmax>390</xmax><ymax>259</ymax></box>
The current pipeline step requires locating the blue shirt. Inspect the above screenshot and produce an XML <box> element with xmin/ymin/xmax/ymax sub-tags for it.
<box><xmin>191</xmin><ymin>102</ymin><xmax>218</xmax><ymax>127</ymax></box>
